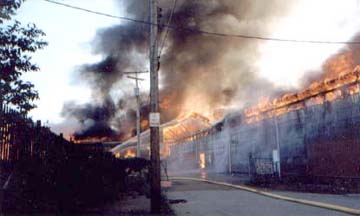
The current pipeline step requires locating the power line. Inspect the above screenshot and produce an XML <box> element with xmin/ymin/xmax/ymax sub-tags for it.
<box><xmin>43</xmin><ymin>0</ymin><xmax>360</xmax><ymax>45</ymax></box>
<box><xmin>43</xmin><ymin>0</ymin><xmax>151</xmax><ymax>25</ymax></box>
<box><xmin>159</xmin><ymin>0</ymin><xmax>178</xmax><ymax>57</ymax></box>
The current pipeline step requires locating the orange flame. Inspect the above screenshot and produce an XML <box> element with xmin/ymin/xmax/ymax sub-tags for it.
<box><xmin>245</xmin><ymin>64</ymin><xmax>360</xmax><ymax>123</ymax></box>
<box><xmin>124</xmin><ymin>149</ymin><xmax>136</xmax><ymax>158</ymax></box>
<box><xmin>73</xmin><ymin>137</ymin><xmax>110</xmax><ymax>144</ymax></box>
<box><xmin>141</xmin><ymin>119</ymin><xmax>149</xmax><ymax>129</ymax></box>
<box><xmin>160</xmin><ymin>93</ymin><xmax>176</xmax><ymax>110</ymax></box>
<box><xmin>199</xmin><ymin>153</ymin><xmax>206</xmax><ymax>169</ymax></box>
<box><xmin>323</xmin><ymin>51</ymin><xmax>354</xmax><ymax>80</ymax></box>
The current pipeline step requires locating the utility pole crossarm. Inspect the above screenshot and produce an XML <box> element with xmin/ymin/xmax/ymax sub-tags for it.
<box><xmin>123</xmin><ymin>71</ymin><xmax>149</xmax><ymax>74</ymax></box>
<box><xmin>127</xmin><ymin>76</ymin><xmax>145</xmax><ymax>81</ymax></box>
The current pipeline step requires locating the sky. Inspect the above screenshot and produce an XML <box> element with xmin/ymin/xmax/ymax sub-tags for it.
<box><xmin>14</xmin><ymin>0</ymin><xmax>123</xmax><ymax>124</ymax></box>
<box><xmin>257</xmin><ymin>0</ymin><xmax>360</xmax><ymax>87</ymax></box>
<box><xmin>10</xmin><ymin>0</ymin><xmax>360</xmax><ymax>133</ymax></box>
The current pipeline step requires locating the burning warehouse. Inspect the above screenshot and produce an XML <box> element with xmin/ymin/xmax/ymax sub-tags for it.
<box><xmin>9</xmin><ymin>0</ymin><xmax>360</xmax><ymax>214</ymax></box>
<box><xmin>51</xmin><ymin>0</ymin><xmax>360</xmax><ymax>185</ymax></box>
<box><xmin>168</xmin><ymin>54</ymin><xmax>360</xmax><ymax>182</ymax></box>
<box><xmin>110</xmin><ymin>113</ymin><xmax>211</xmax><ymax>159</ymax></box>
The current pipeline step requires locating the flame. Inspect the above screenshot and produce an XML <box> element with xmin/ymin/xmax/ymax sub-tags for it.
<box><xmin>160</xmin><ymin>94</ymin><xmax>174</xmax><ymax>110</ymax></box>
<box><xmin>348</xmin><ymin>83</ymin><xmax>360</xmax><ymax>95</ymax></box>
<box><xmin>124</xmin><ymin>149</ymin><xmax>136</xmax><ymax>158</ymax></box>
<box><xmin>323</xmin><ymin>51</ymin><xmax>354</xmax><ymax>80</ymax></box>
<box><xmin>73</xmin><ymin>137</ymin><xmax>111</xmax><ymax>144</ymax></box>
<box><xmin>199</xmin><ymin>153</ymin><xmax>206</xmax><ymax>169</ymax></box>
<box><xmin>162</xmin><ymin>112</ymin><xmax>211</xmax><ymax>157</ymax></box>
<box><xmin>177</xmin><ymin>92</ymin><xmax>218</xmax><ymax>122</ymax></box>
<box><xmin>245</xmin><ymin>64</ymin><xmax>360</xmax><ymax>123</ymax></box>
<box><xmin>141</xmin><ymin>119</ymin><xmax>149</xmax><ymax>129</ymax></box>
<box><xmin>325</xmin><ymin>89</ymin><xmax>342</xmax><ymax>101</ymax></box>
<box><xmin>306</xmin><ymin>95</ymin><xmax>324</xmax><ymax>107</ymax></box>
<box><xmin>212</xmin><ymin>108</ymin><xmax>226</xmax><ymax>120</ymax></box>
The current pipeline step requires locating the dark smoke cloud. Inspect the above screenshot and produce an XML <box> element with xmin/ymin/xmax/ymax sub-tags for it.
<box><xmin>79</xmin><ymin>23</ymin><xmax>148</xmax><ymax>96</ymax></box>
<box><xmin>63</xmin><ymin>21</ymin><xmax>150</xmax><ymax>140</ymax></box>
<box><xmin>61</xmin><ymin>97</ymin><xmax>117</xmax><ymax>140</ymax></box>
<box><xmin>157</xmin><ymin>0</ymin><xmax>294</xmax><ymax>115</ymax></box>
<box><xmin>62</xmin><ymin>0</ymin><xmax>297</xmax><ymax>141</ymax></box>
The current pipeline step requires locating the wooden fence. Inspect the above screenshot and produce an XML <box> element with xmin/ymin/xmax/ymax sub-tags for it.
<box><xmin>0</xmin><ymin>103</ymin><xmax>72</xmax><ymax>186</ymax></box>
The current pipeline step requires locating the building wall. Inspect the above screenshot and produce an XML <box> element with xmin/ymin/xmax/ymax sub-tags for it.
<box><xmin>169</xmin><ymin>93</ymin><xmax>360</xmax><ymax>179</ymax></box>
<box><xmin>304</xmin><ymin>94</ymin><xmax>360</xmax><ymax>178</ymax></box>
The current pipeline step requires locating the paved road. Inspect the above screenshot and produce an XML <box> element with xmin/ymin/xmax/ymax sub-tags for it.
<box><xmin>166</xmin><ymin>180</ymin><xmax>351</xmax><ymax>216</ymax></box>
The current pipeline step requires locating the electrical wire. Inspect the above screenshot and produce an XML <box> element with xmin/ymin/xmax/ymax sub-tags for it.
<box><xmin>43</xmin><ymin>0</ymin><xmax>360</xmax><ymax>45</ymax></box>
<box><xmin>158</xmin><ymin>0</ymin><xmax>177</xmax><ymax>57</ymax></box>
<box><xmin>43</xmin><ymin>0</ymin><xmax>150</xmax><ymax>25</ymax></box>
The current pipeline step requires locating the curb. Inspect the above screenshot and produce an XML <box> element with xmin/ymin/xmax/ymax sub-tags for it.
<box><xmin>170</xmin><ymin>176</ymin><xmax>360</xmax><ymax>215</ymax></box>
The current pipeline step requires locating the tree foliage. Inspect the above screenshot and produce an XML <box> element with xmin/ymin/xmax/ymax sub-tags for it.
<box><xmin>0</xmin><ymin>0</ymin><xmax>22</xmax><ymax>23</ymax></box>
<box><xmin>0</xmin><ymin>0</ymin><xmax>47</xmax><ymax>113</ymax></box>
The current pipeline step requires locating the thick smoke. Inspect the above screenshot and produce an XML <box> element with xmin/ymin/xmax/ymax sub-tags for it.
<box><xmin>159</xmin><ymin>0</ymin><xmax>292</xmax><ymax>110</ymax></box>
<box><xmin>63</xmin><ymin>0</ymin><xmax>296</xmax><ymax>141</ymax></box>
<box><xmin>62</xmin><ymin>20</ymin><xmax>150</xmax><ymax>140</ymax></box>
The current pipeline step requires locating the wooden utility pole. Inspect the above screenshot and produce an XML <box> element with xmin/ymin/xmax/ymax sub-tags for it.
<box><xmin>149</xmin><ymin>0</ymin><xmax>161</xmax><ymax>213</ymax></box>
<box><xmin>124</xmin><ymin>71</ymin><xmax>148</xmax><ymax>157</ymax></box>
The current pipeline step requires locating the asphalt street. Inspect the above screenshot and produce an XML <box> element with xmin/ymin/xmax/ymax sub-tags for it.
<box><xmin>166</xmin><ymin>180</ymin><xmax>351</xmax><ymax>216</ymax></box>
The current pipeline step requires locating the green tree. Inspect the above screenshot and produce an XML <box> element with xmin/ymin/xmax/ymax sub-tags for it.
<box><xmin>0</xmin><ymin>0</ymin><xmax>47</xmax><ymax>113</ymax></box>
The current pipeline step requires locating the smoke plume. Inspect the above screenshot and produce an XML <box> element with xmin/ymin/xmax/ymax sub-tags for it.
<box><xmin>62</xmin><ymin>0</ymin><xmax>298</xmax><ymax>141</ymax></box>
